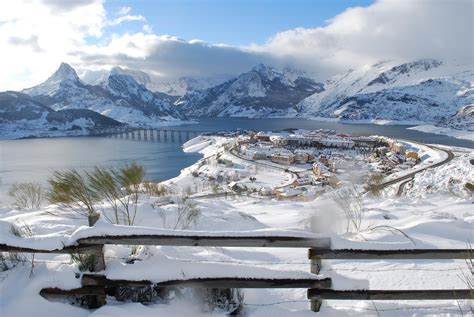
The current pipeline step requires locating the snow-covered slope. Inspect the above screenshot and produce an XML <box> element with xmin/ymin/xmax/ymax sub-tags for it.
<box><xmin>0</xmin><ymin>91</ymin><xmax>122</xmax><ymax>139</ymax></box>
<box><xmin>90</xmin><ymin>66</ymin><xmax>153</xmax><ymax>88</ymax></box>
<box><xmin>177</xmin><ymin>64</ymin><xmax>324</xmax><ymax>118</ymax></box>
<box><xmin>86</xmin><ymin>68</ymin><xmax>228</xmax><ymax>96</ymax></box>
<box><xmin>152</xmin><ymin>76</ymin><xmax>230</xmax><ymax>96</ymax></box>
<box><xmin>297</xmin><ymin>59</ymin><xmax>474</xmax><ymax>129</ymax></box>
<box><xmin>21</xmin><ymin>63</ymin><xmax>185</xmax><ymax>127</ymax></box>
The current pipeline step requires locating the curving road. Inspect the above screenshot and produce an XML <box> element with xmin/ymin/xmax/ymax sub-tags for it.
<box><xmin>380</xmin><ymin>145</ymin><xmax>455</xmax><ymax>190</ymax></box>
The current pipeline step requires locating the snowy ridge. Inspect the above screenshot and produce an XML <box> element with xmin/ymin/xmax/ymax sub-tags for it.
<box><xmin>0</xmin><ymin>91</ymin><xmax>122</xmax><ymax>139</ymax></box>
<box><xmin>176</xmin><ymin>64</ymin><xmax>324</xmax><ymax>117</ymax></box>
<box><xmin>17</xmin><ymin>63</ymin><xmax>186</xmax><ymax>128</ymax></box>
<box><xmin>22</xmin><ymin>62</ymin><xmax>81</xmax><ymax>97</ymax></box>
<box><xmin>297</xmin><ymin>59</ymin><xmax>474</xmax><ymax>131</ymax></box>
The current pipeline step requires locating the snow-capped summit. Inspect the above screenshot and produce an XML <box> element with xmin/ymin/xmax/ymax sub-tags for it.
<box><xmin>297</xmin><ymin>59</ymin><xmax>473</xmax><ymax>129</ymax></box>
<box><xmin>23</xmin><ymin>62</ymin><xmax>81</xmax><ymax>96</ymax></box>
<box><xmin>96</xmin><ymin>66</ymin><xmax>153</xmax><ymax>89</ymax></box>
<box><xmin>152</xmin><ymin>75</ymin><xmax>230</xmax><ymax>96</ymax></box>
<box><xmin>19</xmin><ymin>63</ymin><xmax>185</xmax><ymax>127</ymax></box>
<box><xmin>50</xmin><ymin>62</ymin><xmax>81</xmax><ymax>83</ymax></box>
<box><xmin>177</xmin><ymin>64</ymin><xmax>324</xmax><ymax>117</ymax></box>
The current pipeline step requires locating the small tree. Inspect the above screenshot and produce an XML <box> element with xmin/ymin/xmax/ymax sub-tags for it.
<box><xmin>174</xmin><ymin>196</ymin><xmax>200</xmax><ymax>230</ymax></box>
<box><xmin>114</xmin><ymin>162</ymin><xmax>145</xmax><ymax>226</ymax></box>
<box><xmin>47</xmin><ymin>170</ymin><xmax>100</xmax><ymax>226</ymax></box>
<box><xmin>8</xmin><ymin>182</ymin><xmax>45</xmax><ymax>210</ymax></box>
<box><xmin>87</xmin><ymin>167</ymin><xmax>123</xmax><ymax>225</ymax></box>
<box><xmin>333</xmin><ymin>186</ymin><xmax>365</xmax><ymax>234</ymax></box>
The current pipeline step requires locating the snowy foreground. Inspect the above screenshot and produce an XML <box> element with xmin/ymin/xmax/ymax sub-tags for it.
<box><xmin>0</xmin><ymin>136</ymin><xmax>473</xmax><ymax>316</ymax></box>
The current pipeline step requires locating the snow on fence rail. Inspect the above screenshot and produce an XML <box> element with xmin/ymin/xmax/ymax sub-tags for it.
<box><xmin>1</xmin><ymin>230</ymin><xmax>472</xmax><ymax>313</ymax></box>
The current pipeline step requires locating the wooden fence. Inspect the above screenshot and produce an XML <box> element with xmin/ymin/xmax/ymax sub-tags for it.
<box><xmin>1</xmin><ymin>232</ymin><xmax>472</xmax><ymax>313</ymax></box>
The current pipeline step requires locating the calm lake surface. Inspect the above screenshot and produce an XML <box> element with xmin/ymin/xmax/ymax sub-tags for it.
<box><xmin>1</xmin><ymin>118</ymin><xmax>473</xmax><ymax>201</ymax></box>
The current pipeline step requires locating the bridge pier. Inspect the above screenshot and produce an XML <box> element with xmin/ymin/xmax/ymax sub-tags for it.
<box><xmin>164</xmin><ymin>130</ymin><xmax>168</xmax><ymax>141</ymax></box>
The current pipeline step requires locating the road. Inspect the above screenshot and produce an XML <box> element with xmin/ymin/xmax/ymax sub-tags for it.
<box><xmin>380</xmin><ymin>145</ymin><xmax>455</xmax><ymax>190</ymax></box>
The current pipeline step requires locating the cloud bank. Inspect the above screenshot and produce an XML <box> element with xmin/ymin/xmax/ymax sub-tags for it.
<box><xmin>0</xmin><ymin>0</ymin><xmax>472</xmax><ymax>90</ymax></box>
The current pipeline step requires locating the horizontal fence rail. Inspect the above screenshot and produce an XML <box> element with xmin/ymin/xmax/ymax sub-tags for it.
<box><xmin>0</xmin><ymin>243</ymin><xmax>103</xmax><ymax>254</ymax></box>
<box><xmin>80</xmin><ymin>274</ymin><xmax>332</xmax><ymax>289</ymax></box>
<box><xmin>77</xmin><ymin>234</ymin><xmax>332</xmax><ymax>248</ymax></box>
<box><xmin>307</xmin><ymin>289</ymin><xmax>473</xmax><ymax>300</ymax></box>
<box><xmin>308</xmin><ymin>248</ymin><xmax>470</xmax><ymax>260</ymax></box>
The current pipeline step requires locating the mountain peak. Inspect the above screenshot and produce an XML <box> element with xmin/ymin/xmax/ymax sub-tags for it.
<box><xmin>251</xmin><ymin>63</ymin><xmax>274</xmax><ymax>73</ymax></box>
<box><xmin>49</xmin><ymin>62</ymin><xmax>79</xmax><ymax>82</ymax></box>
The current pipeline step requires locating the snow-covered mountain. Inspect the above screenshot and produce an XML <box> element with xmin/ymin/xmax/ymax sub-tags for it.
<box><xmin>2</xmin><ymin>60</ymin><xmax>472</xmax><ymax>139</ymax></box>
<box><xmin>176</xmin><ymin>64</ymin><xmax>324</xmax><ymax>117</ymax></box>
<box><xmin>152</xmin><ymin>76</ymin><xmax>230</xmax><ymax>96</ymax></box>
<box><xmin>85</xmin><ymin>67</ymin><xmax>226</xmax><ymax>96</ymax></box>
<box><xmin>297</xmin><ymin>59</ymin><xmax>474</xmax><ymax>130</ymax></box>
<box><xmin>22</xmin><ymin>63</ymin><xmax>184</xmax><ymax>127</ymax></box>
<box><xmin>0</xmin><ymin>91</ymin><xmax>122</xmax><ymax>139</ymax></box>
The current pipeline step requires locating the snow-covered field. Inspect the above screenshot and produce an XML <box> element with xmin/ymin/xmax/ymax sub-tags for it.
<box><xmin>1</xmin><ymin>136</ymin><xmax>473</xmax><ymax>316</ymax></box>
<box><xmin>409</xmin><ymin>125</ymin><xmax>474</xmax><ymax>142</ymax></box>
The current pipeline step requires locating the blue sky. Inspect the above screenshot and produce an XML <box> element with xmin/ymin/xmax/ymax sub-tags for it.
<box><xmin>105</xmin><ymin>0</ymin><xmax>374</xmax><ymax>45</ymax></box>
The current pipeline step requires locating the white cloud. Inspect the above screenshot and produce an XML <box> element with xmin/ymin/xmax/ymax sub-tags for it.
<box><xmin>0</xmin><ymin>0</ymin><xmax>106</xmax><ymax>90</ymax></box>
<box><xmin>0</xmin><ymin>0</ymin><xmax>472</xmax><ymax>91</ymax></box>
<box><xmin>108</xmin><ymin>6</ymin><xmax>146</xmax><ymax>27</ymax></box>
<box><xmin>75</xmin><ymin>33</ymin><xmax>268</xmax><ymax>79</ymax></box>
<box><xmin>254</xmin><ymin>0</ymin><xmax>473</xmax><ymax>73</ymax></box>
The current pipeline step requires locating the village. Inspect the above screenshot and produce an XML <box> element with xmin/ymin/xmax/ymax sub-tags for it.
<box><xmin>180</xmin><ymin>129</ymin><xmax>424</xmax><ymax>200</ymax></box>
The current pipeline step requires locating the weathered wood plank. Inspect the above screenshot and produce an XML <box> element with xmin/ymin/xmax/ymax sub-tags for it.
<box><xmin>308</xmin><ymin>248</ymin><xmax>469</xmax><ymax>260</ymax></box>
<box><xmin>40</xmin><ymin>286</ymin><xmax>105</xmax><ymax>297</ymax></box>
<box><xmin>0</xmin><ymin>243</ymin><xmax>103</xmax><ymax>254</ymax></box>
<box><xmin>78</xmin><ymin>235</ymin><xmax>331</xmax><ymax>248</ymax></box>
<box><xmin>307</xmin><ymin>289</ymin><xmax>473</xmax><ymax>300</ymax></box>
<box><xmin>82</xmin><ymin>274</ymin><xmax>332</xmax><ymax>289</ymax></box>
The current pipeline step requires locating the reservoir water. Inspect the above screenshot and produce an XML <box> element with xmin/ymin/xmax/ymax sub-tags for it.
<box><xmin>1</xmin><ymin>118</ymin><xmax>472</xmax><ymax>201</ymax></box>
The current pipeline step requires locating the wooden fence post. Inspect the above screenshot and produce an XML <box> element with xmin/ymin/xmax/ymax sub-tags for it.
<box><xmin>309</xmin><ymin>249</ymin><xmax>322</xmax><ymax>275</ymax></box>
<box><xmin>83</xmin><ymin>244</ymin><xmax>106</xmax><ymax>308</ymax></box>
<box><xmin>308</xmin><ymin>248</ymin><xmax>323</xmax><ymax>313</ymax></box>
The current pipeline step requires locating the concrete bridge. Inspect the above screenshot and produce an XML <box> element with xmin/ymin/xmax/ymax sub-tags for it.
<box><xmin>88</xmin><ymin>126</ymin><xmax>211</xmax><ymax>143</ymax></box>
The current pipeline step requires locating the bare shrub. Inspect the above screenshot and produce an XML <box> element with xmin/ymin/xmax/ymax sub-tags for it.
<box><xmin>48</xmin><ymin>162</ymin><xmax>145</xmax><ymax>226</ymax></box>
<box><xmin>174</xmin><ymin>197</ymin><xmax>200</xmax><ymax>230</ymax></box>
<box><xmin>88</xmin><ymin>165</ymin><xmax>144</xmax><ymax>226</ymax></box>
<box><xmin>0</xmin><ymin>252</ymin><xmax>25</xmax><ymax>272</ymax></box>
<box><xmin>69</xmin><ymin>252</ymin><xmax>98</xmax><ymax>272</ymax></box>
<box><xmin>333</xmin><ymin>186</ymin><xmax>365</xmax><ymax>233</ymax></box>
<box><xmin>465</xmin><ymin>182</ymin><xmax>474</xmax><ymax>195</ymax></box>
<box><xmin>197</xmin><ymin>288</ymin><xmax>244</xmax><ymax>314</ymax></box>
<box><xmin>87</xmin><ymin>167</ymin><xmax>123</xmax><ymax>225</ymax></box>
<box><xmin>182</xmin><ymin>186</ymin><xmax>193</xmax><ymax>196</ymax></box>
<box><xmin>47</xmin><ymin>169</ymin><xmax>100</xmax><ymax>226</ymax></box>
<box><xmin>143</xmin><ymin>181</ymin><xmax>168</xmax><ymax>197</ymax></box>
<box><xmin>114</xmin><ymin>285</ymin><xmax>171</xmax><ymax>303</ymax></box>
<box><xmin>1</xmin><ymin>223</ymin><xmax>35</xmax><ymax>273</ymax></box>
<box><xmin>115</xmin><ymin>162</ymin><xmax>145</xmax><ymax>226</ymax></box>
<box><xmin>8</xmin><ymin>182</ymin><xmax>45</xmax><ymax>210</ymax></box>
<box><xmin>365</xmin><ymin>173</ymin><xmax>385</xmax><ymax>196</ymax></box>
